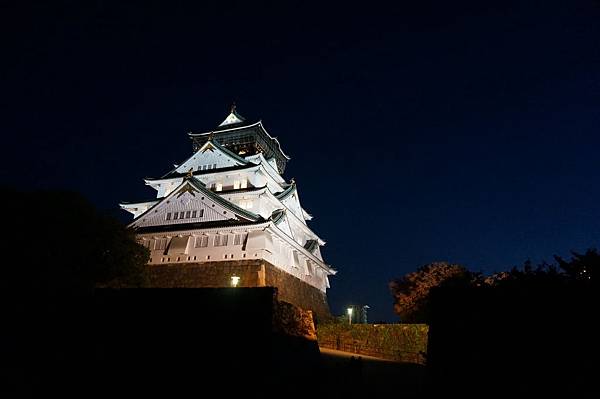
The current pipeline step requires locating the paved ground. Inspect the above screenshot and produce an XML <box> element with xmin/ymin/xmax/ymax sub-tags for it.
<box><xmin>319</xmin><ymin>347</ymin><xmax>401</xmax><ymax>362</ymax></box>
<box><xmin>318</xmin><ymin>346</ymin><xmax>426</xmax><ymax>397</ymax></box>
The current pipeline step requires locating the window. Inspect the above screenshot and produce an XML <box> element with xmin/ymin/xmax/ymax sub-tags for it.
<box><xmin>195</xmin><ymin>236</ymin><xmax>208</xmax><ymax>248</ymax></box>
<box><xmin>185</xmin><ymin>210</ymin><xmax>191</xmax><ymax>218</ymax></box>
<box><xmin>305</xmin><ymin>260</ymin><xmax>313</xmax><ymax>276</ymax></box>
<box><xmin>214</xmin><ymin>235</ymin><xmax>228</xmax><ymax>247</ymax></box>
<box><xmin>174</xmin><ymin>212</ymin><xmax>179</xmax><ymax>220</ymax></box>
<box><xmin>155</xmin><ymin>238</ymin><xmax>167</xmax><ymax>250</ymax></box>
<box><xmin>240</xmin><ymin>179</ymin><xmax>247</xmax><ymax>189</ymax></box>
<box><xmin>192</xmin><ymin>210</ymin><xmax>197</xmax><ymax>218</ymax></box>
<box><xmin>199</xmin><ymin>209</ymin><xmax>204</xmax><ymax>217</ymax></box>
<box><xmin>233</xmin><ymin>180</ymin><xmax>240</xmax><ymax>189</ymax></box>
<box><xmin>179</xmin><ymin>211</ymin><xmax>185</xmax><ymax>219</ymax></box>
<box><xmin>166</xmin><ymin>213</ymin><xmax>172</xmax><ymax>220</ymax></box>
<box><xmin>213</xmin><ymin>163</ymin><xmax>217</xmax><ymax>169</ymax></box>
<box><xmin>238</xmin><ymin>200</ymin><xmax>252</xmax><ymax>209</ymax></box>
<box><xmin>234</xmin><ymin>233</ymin><xmax>247</xmax><ymax>245</ymax></box>
<box><xmin>216</xmin><ymin>183</ymin><xmax>223</xmax><ymax>192</ymax></box>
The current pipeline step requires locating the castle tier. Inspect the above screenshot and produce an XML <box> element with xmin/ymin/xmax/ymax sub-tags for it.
<box><xmin>120</xmin><ymin>107</ymin><xmax>336</xmax><ymax>319</ymax></box>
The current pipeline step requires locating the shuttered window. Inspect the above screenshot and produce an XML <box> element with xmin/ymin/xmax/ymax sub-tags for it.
<box><xmin>233</xmin><ymin>233</ymin><xmax>247</xmax><ymax>245</ymax></box>
<box><xmin>214</xmin><ymin>235</ymin><xmax>229</xmax><ymax>247</ymax></box>
<box><xmin>195</xmin><ymin>236</ymin><xmax>209</xmax><ymax>248</ymax></box>
<box><xmin>154</xmin><ymin>238</ymin><xmax>168</xmax><ymax>250</ymax></box>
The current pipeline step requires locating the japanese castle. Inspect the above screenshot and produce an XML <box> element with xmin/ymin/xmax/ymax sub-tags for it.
<box><xmin>120</xmin><ymin>106</ymin><xmax>336</xmax><ymax>319</ymax></box>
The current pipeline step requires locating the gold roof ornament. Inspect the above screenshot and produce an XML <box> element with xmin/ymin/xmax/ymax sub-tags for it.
<box><xmin>186</xmin><ymin>168</ymin><xmax>194</xmax><ymax>178</ymax></box>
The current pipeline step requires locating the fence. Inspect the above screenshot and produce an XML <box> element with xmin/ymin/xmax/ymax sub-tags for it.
<box><xmin>317</xmin><ymin>323</ymin><xmax>428</xmax><ymax>364</ymax></box>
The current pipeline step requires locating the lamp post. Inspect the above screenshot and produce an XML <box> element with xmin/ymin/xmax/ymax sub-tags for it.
<box><xmin>347</xmin><ymin>307</ymin><xmax>353</xmax><ymax>325</ymax></box>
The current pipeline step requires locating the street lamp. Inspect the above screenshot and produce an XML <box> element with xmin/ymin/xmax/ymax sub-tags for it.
<box><xmin>347</xmin><ymin>307</ymin><xmax>353</xmax><ymax>325</ymax></box>
<box><xmin>231</xmin><ymin>275</ymin><xmax>240</xmax><ymax>287</ymax></box>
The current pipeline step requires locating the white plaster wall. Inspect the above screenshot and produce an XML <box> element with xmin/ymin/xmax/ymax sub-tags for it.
<box><xmin>197</xmin><ymin>170</ymin><xmax>254</xmax><ymax>192</ymax></box>
<box><xmin>148</xmin><ymin>178</ymin><xmax>184</xmax><ymax>198</ymax></box>
<box><xmin>137</xmin><ymin>226</ymin><xmax>329</xmax><ymax>292</ymax></box>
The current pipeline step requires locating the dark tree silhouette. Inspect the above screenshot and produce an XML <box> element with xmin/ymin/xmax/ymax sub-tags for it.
<box><xmin>425</xmin><ymin>253</ymin><xmax>595</xmax><ymax>396</ymax></box>
<box><xmin>554</xmin><ymin>248</ymin><xmax>597</xmax><ymax>282</ymax></box>
<box><xmin>389</xmin><ymin>262</ymin><xmax>474</xmax><ymax>322</ymax></box>
<box><xmin>1</xmin><ymin>187</ymin><xmax>149</xmax><ymax>293</ymax></box>
<box><xmin>0</xmin><ymin>188</ymin><xmax>149</xmax><ymax>396</ymax></box>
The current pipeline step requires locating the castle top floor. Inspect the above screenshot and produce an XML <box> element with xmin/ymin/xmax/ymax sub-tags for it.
<box><xmin>188</xmin><ymin>106</ymin><xmax>290</xmax><ymax>174</ymax></box>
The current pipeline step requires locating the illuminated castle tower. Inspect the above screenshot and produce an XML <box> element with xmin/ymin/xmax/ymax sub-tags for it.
<box><xmin>120</xmin><ymin>106</ymin><xmax>336</xmax><ymax>319</ymax></box>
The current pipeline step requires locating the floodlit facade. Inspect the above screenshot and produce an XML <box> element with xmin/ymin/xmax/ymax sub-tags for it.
<box><xmin>120</xmin><ymin>106</ymin><xmax>336</xmax><ymax>318</ymax></box>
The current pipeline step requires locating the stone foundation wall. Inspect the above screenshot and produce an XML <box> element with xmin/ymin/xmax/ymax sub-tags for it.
<box><xmin>263</xmin><ymin>264</ymin><xmax>330</xmax><ymax>323</ymax></box>
<box><xmin>147</xmin><ymin>260</ymin><xmax>331</xmax><ymax>321</ymax></box>
<box><xmin>273</xmin><ymin>300</ymin><xmax>317</xmax><ymax>341</ymax></box>
<box><xmin>148</xmin><ymin>260</ymin><xmax>263</xmax><ymax>288</ymax></box>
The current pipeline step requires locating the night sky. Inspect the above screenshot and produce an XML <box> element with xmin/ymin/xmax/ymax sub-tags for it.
<box><xmin>2</xmin><ymin>1</ymin><xmax>599</xmax><ymax>321</ymax></box>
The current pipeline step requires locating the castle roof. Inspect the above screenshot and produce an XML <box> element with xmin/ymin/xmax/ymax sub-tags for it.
<box><xmin>176</xmin><ymin>176</ymin><xmax>261</xmax><ymax>222</ymax></box>
<box><xmin>275</xmin><ymin>182</ymin><xmax>297</xmax><ymax>201</ymax></box>
<box><xmin>147</xmin><ymin>163</ymin><xmax>256</xmax><ymax>181</ymax></box>
<box><xmin>129</xmin><ymin>175</ymin><xmax>262</xmax><ymax>230</ymax></box>
<box><xmin>217</xmin><ymin>104</ymin><xmax>246</xmax><ymax>128</ymax></box>
<box><xmin>188</xmin><ymin>108</ymin><xmax>291</xmax><ymax>174</ymax></box>
<box><xmin>133</xmin><ymin>218</ymin><xmax>267</xmax><ymax>234</ymax></box>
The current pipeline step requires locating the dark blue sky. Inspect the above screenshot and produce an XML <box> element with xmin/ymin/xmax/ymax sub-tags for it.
<box><xmin>2</xmin><ymin>1</ymin><xmax>599</xmax><ymax>321</ymax></box>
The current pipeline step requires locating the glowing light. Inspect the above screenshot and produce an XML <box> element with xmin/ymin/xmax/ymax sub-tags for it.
<box><xmin>231</xmin><ymin>275</ymin><xmax>240</xmax><ymax>287</ymax></box>
<box><xmin>347</xmin><ymin>307</ymin><xmax>353</xmax><ymax>325</ymax></box>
